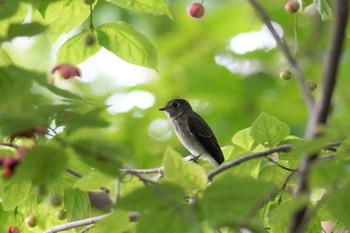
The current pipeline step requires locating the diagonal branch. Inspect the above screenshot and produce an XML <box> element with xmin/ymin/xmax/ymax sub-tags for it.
<box><xmin>207</xmin><ymin>144</ymin><xmax>293</xmax><ymax>180</ymax></box>
<box><xmin>247</xmin><ymin>0</ymin><xmax>315</xmax><ymax>114</ymax></box>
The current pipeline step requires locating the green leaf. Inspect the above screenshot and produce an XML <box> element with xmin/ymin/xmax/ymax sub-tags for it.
<box><xmin>91</xmin><ymin>211</ymin><xmax>133</xmax><ymax>233</ymax></box>
<box><xmin>258</xmin><ymin>164</ymin><xmax>291</xmax><ymax>185</ymax></box>
<box><xmin>106</xmin><ymin>0</ymin><xmax>172</xmax><ymax>18</ymax></box>
<box><xmin>7</xmin><ymin>22</ymin><xmax>47</xmax><ymax>40</ymax></box>
<box><xmin>163</xmin><ymin>146</ymin><xmax>208</xmax><ymax>194</ymax></box>
<box><xmin>64</xmin><ymin>187</ymin><xmax>90</xmax><ymax>221</ymax></box>
<box><xmin>251</xmin><ymin>112</ymin><xmax>290</xmax><ymax>148</ymax></box>
<box><xmin>199</xmin><ymin>176</ymin><xmax>274</xmax><ymax>227</ymax></box>
<box><xmin>75</xmin><ymin>170</ymin><xmax>115</xmax><ymax>192</ymax></box>
<box><xmin>42</xmin><ymin>0</ymin><xmax>91</xmax><ymax>42</ymax></box>
<box><xmin>96</xmin><ymin>22</ymin><xmax>158</xmax><ymax>70</ymax></box>
<box><xmin>15</xmin><ymin>146</ymin><xmax>68</xmax><ymax>185</ymax></box>
<box><xmin>314</xmin><ymin>0</ymin><xmax>332</xmax><ymax>20</ymax></box>
<box><xmin>71</xmin><ymin>139</ymin><xmax>125</xmax><ymax>177</ymax></box>
<box><xmin>1</xmin><ymin>179</ymin><xmax>31</xmax><ymax>211</ymax></box>
<box><xmin>117</xmin><ymin>183</ymin><xmax>185</xmax><ymax>211</ymax></box>
<box><xmin>136</xmin><ymin>206</ymin><xmax>197</xmax><ymax>233</ymax></box>
<box><xmin>57</xmin><ymin>31</ymin><xmax>101</xmax><ymax>65</ymax></box>
<box><xmin>231</xmin><ymin>127</ymin><xmax>259</xmax><ymax>151</ymax></box>
<box><xmin>117</xmin><ymin>183</ymin><xmax>197</xmax><ymax>233</ymax></box>
<box><xmin>302</xmin><ymin>0</ymin><xmax>314</xmax><ymax>9</ymax></box>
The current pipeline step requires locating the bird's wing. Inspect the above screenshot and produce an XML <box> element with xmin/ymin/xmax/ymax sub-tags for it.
<box><xmin>187</xmin><ymin>112</ymin><xmax>224</xmax><ymax>165</ymax></box>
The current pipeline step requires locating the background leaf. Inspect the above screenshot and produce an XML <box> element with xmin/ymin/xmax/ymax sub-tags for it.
<box><xmin>251</xmin><ymin>112</ymin><xmax>290</xmax><ymax>148</ymax></box>
<box><xmin>163</xmin><ymin>146</ymin><xmax>208</xmax><ymax>194</ymax></box>
<box><xmin>96</xmin><ymin>22</ymin><xmax>158</xmax><ymax>70</ymax></box>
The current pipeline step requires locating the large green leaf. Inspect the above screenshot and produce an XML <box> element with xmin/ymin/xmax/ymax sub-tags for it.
<box><xmin>117</xmin><ymin>183</ymin><xmax>198</xmax><ymax>233</ymax></box>
<box><xmin>40</xmin><ymin>0</ymin><xmax>91</xmax><ymax>42</ymax></box>
<box><xmin>96</xmin><ymin>22</ymin><xmax>158</xmax><ymax>70</ymax></box>
<box><xmin>57</xmin><ymin>30</ymin><xmax>101</xmax><ymax>64</ymax></box>
<box><xmin>106</xmin><ymin>0</ymin><xmax>172</xmax><ymax>18</ymax></box>
<box><xmin>64</xmin><ymin>187</ymin><xmax>90</xmax><ymax>221</ymax></box>
<box><xmin>163</xmin><ymin>146</ymin><xmax>207</xmax><ymax>194</ymax></box>
<box><xmin>251</xmin><ymin>112</ymin><xmax>290</xmax><ymax>148</ymax></box>
<box><xmin>15</xmin><ymin>146</ymin><xmax>68</xmax><ymax>185</ymax></box>
<box><xmin>1</xmin><ymin>179</ymin><xmax>31</xmax><ymax>211</ymax></box>
<box><xmin>199</xmin><ymin>176</ymin><xmax>274</xmax><ymax>227</ymax></box>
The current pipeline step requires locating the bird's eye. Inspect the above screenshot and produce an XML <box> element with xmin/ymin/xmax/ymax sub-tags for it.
<box><xmin>172</xmin><ymin>102</ymin><xmax>179</xmax><ymax>108</ymax></box>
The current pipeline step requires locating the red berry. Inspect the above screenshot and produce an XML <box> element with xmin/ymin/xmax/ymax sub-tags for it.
<box><xmin>285</xmin><ymin>0</ymin><xmax>300</xmax><ymax>14</ymax></box>
<box><xmin>7</xmin><ymin>226</ymin><xmax>20</xmax><ymax>233</ymax></box>
<box><xmin>51</xmin><ymin>64</ymin><xmax>81</xmax><ymax>80</ymax></box>
<box><xmin>188</xmin><ymin>3</ymin><xmax>205</xmax><ymax>18</ymax></box>
<box><xmin>25</xmin><ymin>215</ymin><xmax>38</xmax><ymax>228</ymax></box>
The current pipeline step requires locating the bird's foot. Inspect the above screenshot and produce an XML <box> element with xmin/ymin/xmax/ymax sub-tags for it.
<box><xmin>189</xmin><ymin>154</ymin><xmax>201</xmax><ymax>163</ymax></box>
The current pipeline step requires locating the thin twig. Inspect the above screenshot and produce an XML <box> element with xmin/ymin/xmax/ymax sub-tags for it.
<box><xmin>120</xmin><ymin>167</ymin><xmax>164</xmax><ymax>175</ymax></box>
<box><xmin>247</xmin><ymin>0</ymin><xmax>314</xmax><ymax>113</ymax></box>
<box><xmin>207</xmin><ymin>144</ymin><xmax>293</xmax><ymax>180</ymax></box>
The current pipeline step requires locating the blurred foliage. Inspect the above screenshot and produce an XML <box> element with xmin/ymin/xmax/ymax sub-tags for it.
<box><xmin>0</xmin><ymin>0</ymin><xmax>350</xmax><ymax>232</ymax></box>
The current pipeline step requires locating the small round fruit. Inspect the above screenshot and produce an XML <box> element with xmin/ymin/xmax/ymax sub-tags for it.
<box><xmin>279</xmin><ymin>70</ymin><xmax>292</xmax><ymax>80</ymax></box>
<box><xmin>56</xmin><ymin>209</ymin><xmax>67</xmax><ymax>220</ymax></box>
<box><xmin>83</xmin><ymin>0</ymin><xmax>96</xmax><ymax>5</ymax></box>
<box><xmin>285</xmin><ymin>0</ymin><xmax>300</xmax><ymax>14</ymax></box>
<box><xmin>50</xmin><ymin>194</ymin><xmax>62</xmax><ymax>206</ymax></box>
<box><xmin>85</xmin><ymin>34</ymin><xmax>95</xmax><ymax>46</ymax></box>
<box><xmin>51</xmin><ymin>64</ymin><xmax>81</xmax><ymax>80</ymax></box>
<box><xmin>7</xmin><ymin>226</ymin><xmax>20</xmax><ymax>233</ymax></box>
<box><xmin>306</xmin><ymin>80</ymin><xmax>317</xmax><ymax>91</ymax></box>
<box><xmin>25</xmin><ymin>215</ymin><xmax>38</xmax><ymax>228</ymax></box>
<box><xmin>188</xmin><ymin>3</ymin><xmax>205</xmax><ymax>18</ymax></box>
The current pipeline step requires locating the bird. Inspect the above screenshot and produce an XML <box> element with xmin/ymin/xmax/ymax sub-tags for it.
<box><xmin>159</xmin><ymin>99</ymin><xmax>224</xmax><ymax>166</ymax></box>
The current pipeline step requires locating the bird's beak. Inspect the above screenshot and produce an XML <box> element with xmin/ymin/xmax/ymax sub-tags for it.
<box><xmin>159</xmin><ymin>106</ymin><xmax>166</xmax><ymax>111</ymax></box>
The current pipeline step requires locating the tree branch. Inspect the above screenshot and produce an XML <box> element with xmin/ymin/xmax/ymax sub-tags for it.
<box><xmin>247</xmin><ymin>0</ymin><xmax>315</xmax><ymax>113</ymax></box>
<box><xmin>207</xmin><ymin>144</ymin><xmax>293</xmax><ymax>180</ymax></box>
<box><xmin>290</xmin><ymin>1</ymin><xmax>349</xmax><ymax>232</ymax></box>
<box><xmin>43</xmin><ymin>214</ymin><xmax>110</xmax><ymax>233</ymax></box>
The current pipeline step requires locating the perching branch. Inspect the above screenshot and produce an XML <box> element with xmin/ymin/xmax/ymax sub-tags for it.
<box><xmin>207</xmin><ymin>144</ymin><xmax>293</xmax><ymax>180</ymax></box>
<box><xmin>43</xmin><ymin>214</ymin><xmax>110</xmax><ymax>233</ymax></box>
<box><xmin>247</xmin><ymin>0</ymin><xmax>315</xmax><ymax>114</ymax></box>
<box><xmin>290</xmin><ymin>1</ymin><xmax>349</xmax><ymax>232</ymax></box>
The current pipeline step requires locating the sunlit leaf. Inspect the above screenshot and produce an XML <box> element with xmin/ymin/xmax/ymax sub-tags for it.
<box><xmin>1</xmin><ymin>179</ymin><xmax>31</xmax><ymax>211</ymax></box>
<box><xmin>251</xmin><ymin>112</ymin><xmax>290</xmax><ymax>148</ymax></box>
<box><xmin>163</xmin><ymin>146</ymin><xmax>207</xmax><ymax>193</ymax></box>
<box><xmin>58</xmin><ymin>30</ymin><xmax>101</xmax><ymax>64</ymax></box>
<box><xmin>106</xmin><ymin>0</ymin><xmax>172</xmax><ymax>18</ymax></box>
<box><xmin>96</xmin><ymin>22</ymin><xmax>158</xmax><ymax>70</ymax></box>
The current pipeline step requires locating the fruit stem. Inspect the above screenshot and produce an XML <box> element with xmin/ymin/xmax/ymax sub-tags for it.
<box><xmin>89</xmin><ymin>4</ymin><xmax>94</xmax><ymax>33</ymax></box>
<box><xmin>293</xmin><ymin>13</ymin><xmax>299</xmax><ymax>56</ymax></box>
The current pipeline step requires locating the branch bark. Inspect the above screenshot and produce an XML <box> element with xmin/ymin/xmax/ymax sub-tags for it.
<box><xmin>207</xmin><ymin>144</ymin><xmax>293</xmax><ymax>180</ymax></box>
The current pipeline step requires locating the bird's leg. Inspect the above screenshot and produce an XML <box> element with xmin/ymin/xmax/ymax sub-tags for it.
<box><xmin>189</xmin><ymin>154</ymin><xmax>201</xmax><ymax>163</ymax></box>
